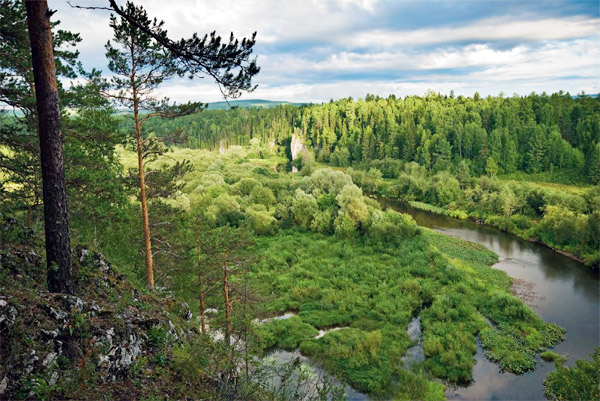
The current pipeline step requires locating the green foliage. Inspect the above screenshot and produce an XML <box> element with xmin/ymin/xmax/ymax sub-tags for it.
<box><xmin>143</xmin><ymin>92</ymin><xmax>599</xmax><ymax>186</ymax></box>
<box><xmin>256</xmin><ymin>316</ymin><xmax>318</xmax><ymax>350</ymax></box>
<box><xmin>541</xmin><ymin>351</ymin><xmax>561</xmax><ymax>362</ymax></box>
<box><xmin>246</xmin><ymin>207</ymin><xmax>278</xmax><ymax>235</ymax></box>
<box><xmin>377</xmin><ymin>160</ymin><xmax>600</xmax><ymax>266</ymax></box>
<box><xmin>207</xmin><ymin>193</ymin><xmax>243</xmax><ymax>226</ymax></box>
<box><xmin>330</xmin><ymin>146</ymin><xmax>351</xmax><ymax>167</ymax></box>
<box><xmin>429</xmin><ymin>172</ymin><xmax>461</xmax><ymax>205</ymax></box>
<box><xmin>393</xmin><ymin>369</ymin><xmax>446</xmax><ymax>401</ymax></box>
<box><xmin>0</xmin><ymin>1</ymin><xmax>128</xmax><ymax>240</ymax></box>
<box><xmin>336</xmin><ymin>184</ymin><xmax>369</xmax><ymax>225</ymax></box>
<box><xmin>366</xmin><ymin>209</ymin><xmax>419</xmax><ymax>244</ymax></box>
<box><xmin>409</xmin><ymin>201</ymin><xmax>468</xmax><ymax>220</ymax></box>
<box><xmin>301</xmin><ymin>168</ymin><xmax>353</xmax><ymax>196</ymax></box>
<box><xmin>486</xmin><ymin>157</ymin><xmax>499</xmax><ymax>177</ymax></box>
<box><xmin>588</xmin><ymin>143</ymin><xmax>600</xmax><ymax>184</ymax></box>
<box><xmin>291</xmin><ymin>189</ymin><xmax>319</xmax><ymax>229</ymax></box>
<box><xmin>544</xmin><ymin>348</ymin><xmax>600</xmax><ymax>401</ymax></box>
<box><xmin>147</xmin><ymin>325</ymin><xmax>170</xmax><ymax>348</ymax></box>
<box><xmin>478</xmin><ymin>294</ymin><xmax>566</xmax><ymax>374</ymax></box>
<box><xmin>332</xmin><ymin>214</ymin><xmax>355</xmax><ymax>239</ymax></box>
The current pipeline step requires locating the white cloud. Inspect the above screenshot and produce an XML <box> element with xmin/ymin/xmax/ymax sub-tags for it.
<box><xmin>346</xmin><ymin>15</ymin><xmax>600</xmax><ymax>48</ymax></box>
<box><xmin>257</xmin><ymin>37</ymin><xmax>598</xmax><ymax>80</ymax></box>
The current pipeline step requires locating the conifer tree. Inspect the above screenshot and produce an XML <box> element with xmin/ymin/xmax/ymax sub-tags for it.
<box><xmin>527</xmin><ymin>126</ymin><xmax>547</xmax><ymax>173</ymax></box>
<box><xmin>101</xmin><ymin>0</ymin><xmax>259</xmax><ymax>290</ymax></box>
<box><xmin>3</xmin><ymin>0</ymin><xmax>127</xmax><ymax>291</ymax></box>
<box><xmin>104</xmin><ymin>2</ymin><xmax>203</xmax><ymax>290</ymax></box>
<box><xmin>24</xmin><ymin>0</ymin><xmax>73</xmax><ymax>294</ymax></box>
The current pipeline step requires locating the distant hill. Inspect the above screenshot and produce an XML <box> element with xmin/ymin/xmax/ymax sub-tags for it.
<box><xmin>205</xmin><ymin>99</ymin><xmax>306</xmax><ymax>110</ymax></box>
<box><xmin>102</xmin><ymin>100</ymin><xmax>306</xmax><ymax>115</ymax></box>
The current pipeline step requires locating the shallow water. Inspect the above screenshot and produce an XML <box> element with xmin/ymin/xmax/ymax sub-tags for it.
<box><xmin>380</xmin><ymin>197</ymin><xmax>600</xmax><ymax>400</ymax></box>
<box><xmin>267</xmin><ymin>349</ymin><xmax>370</xmax><ymax>401</ymax></box>
<box><xmin>402</xmin><ymin>316</ymin><xmax>425</xmax><ymax>368</ymax></box>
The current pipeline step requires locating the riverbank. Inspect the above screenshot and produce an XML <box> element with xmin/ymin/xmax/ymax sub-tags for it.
<box><xmin>377</xmin><ymin>194</ymin><xmax>597</xmax><ymax>269</ymax></box>
<box><xmin>379</xmin><ymin>197</ymin><xmax>599</xmax><ymax>400</ymax></box>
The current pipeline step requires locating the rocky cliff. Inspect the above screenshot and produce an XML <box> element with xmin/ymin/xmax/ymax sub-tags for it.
<box><xmin>0</xmin><ymin>239</ymin><xmax>208</xmax><ymax>400</ymax></box>
<box><xmin>290</xmin><ymin>131</ymin><xmax>306</xmax><ymax>173</ymax></box>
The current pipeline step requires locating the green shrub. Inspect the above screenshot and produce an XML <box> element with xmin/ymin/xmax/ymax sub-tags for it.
<box><xmin>544</xmin><ymin>348</ymin><xmax>600</xmax><ymax>401</ymax></box>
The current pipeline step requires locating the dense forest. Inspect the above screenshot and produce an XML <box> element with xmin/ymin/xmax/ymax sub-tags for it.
<box><xmin>142</xmin><ymin>93</ymin><xmax>600</xmax><ymax>183</ymax></box>
<box><xmin>1</xmin><ymin>0</ymin><xmax>599</xmax><ymax>400</ymax></box>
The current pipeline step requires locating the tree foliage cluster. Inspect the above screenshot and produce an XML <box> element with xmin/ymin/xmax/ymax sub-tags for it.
<box><xmin>543</xmin><ymin>347</ymin><xmax>600</xmax><ymax>401</ymax></box>
<box><xmin>0</xmin><ymin>0</ymin><xmax>128</xmax><ymax>248</ymax></box>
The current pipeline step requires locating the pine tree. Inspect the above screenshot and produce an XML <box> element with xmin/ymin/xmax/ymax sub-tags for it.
<box><xmin>0</xmin><ymin>0</ymin><xmax>77</xmax><ymax>223</ymax></box>
<box><xmin>588</xmin><ymin>143</ymin><xmax>600</xmax><ymax>184</ymax></box>
<box><xmin>486</xmin><ymin>156</ymin><xmax>499</xmax><ymax>177</ymax></box>
<box><xmin>104</xmin><ymin>2</ymin><xmax>203</xmax><ymax>290</ymax></box>
<box><xmin>527</xmin><ymin>126</ymin><xmax>547</xmax><ymax>173</ymax></box>
<box><xmin>24</xmin><ymin>0</ymin><xmax>74</xmax><ymax>294</ymax></box>
<box><xmin>198</xmin><ymin>227</ymin><xmax>253</xmax><ymax>346</ymax></box>
<box><xmin>504</xmin><ymin>140</ymin><xmax>519</xmax><ymax>173</ymax></box>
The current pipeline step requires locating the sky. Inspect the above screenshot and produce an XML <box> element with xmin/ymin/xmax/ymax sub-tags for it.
<box><xmin>51</xmin><ymin>0</ymin><xmax>600</xmax><ymax>103</ymax></box>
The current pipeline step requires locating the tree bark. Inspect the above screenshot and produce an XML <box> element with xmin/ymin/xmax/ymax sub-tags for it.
<box><xmin>197</xmin><ymin>234</ymin><xmax>206</xmax><ymax>334</ymax></box>
<box><xmin>223</xmin><ymin>251</ymin><xmax>231</xmax><ymax>346</ymax></box>
<box><xmin>130</xmin><ymin>40</ymin><xmax>154</xmax><ymax>291</ymax></box>
<box><xmin>25</xmin><ymin>0</ymin><xmax>73</xmax><ymax>294</ymax></box>
<box><xmin>134</xmin><ymin>103</ymin><xmax>154</xmax><ymax>290</ymax></box>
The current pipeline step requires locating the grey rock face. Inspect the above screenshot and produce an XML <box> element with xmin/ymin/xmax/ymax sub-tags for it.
<box><xmin>0</xmin><ymin>376</ymin><xmax>8</xmax><ymax>394</ymax></box>
<box><xmin>290</xmin><ymin>132</ymin><xmax>306</xmax><ymax>162</ymax></box>
<box><xmin>290</xmin><ymin>132</ymin><xmax>306</xmax><ymax>173</ymax></box>
<box><xmin>0</xmin><ymin>297</ymin><xmax>18</xmax><ymax>331</ymax></box>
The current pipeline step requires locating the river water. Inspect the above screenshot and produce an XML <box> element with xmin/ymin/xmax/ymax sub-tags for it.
<box><xmin>380</xmin><ymin>197</ymin><xmax>600</xmax><ymax>400</ymax></box>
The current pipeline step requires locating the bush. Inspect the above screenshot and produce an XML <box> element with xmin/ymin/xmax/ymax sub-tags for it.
<box><xmin>256</xmin><ymin>316</ymin><xmax>318</xmax><ymax>350</ymax></box>
<box><xmin>334</xmin><ymin>214</ymin><xmax>357</xmax><ymax>239</ymax></box>
<box><xmin>330</xmin><ymin>146</ymin><xmax>351</xmax><ymax>167</ymax></box>
<box><xmin>249</xmin><ymin>185</ymin><xmax>276</xmax><ymax>207</ymax></box>
<box><xmin>291</xmin><ymin>189</ymin><xmax>318</xmax><ymax>229</ymax></box>
<box><xmin>367</xmin><ymin>209</ymin><xmax>418</xmax><ymax>244</ymax></box>
<box><xmin>246</xmin><ymin>208</ymin><xmax>278</xmax><ymax>235</ymax></box>
<box><xmin>207</xmin><ymin>193</ymin><xmax>243</xmax><ymax>226</ymax></box>
<box><xmin>302</xmin><ymin>168</ymin><xmax>353</xmax><ymax>197</ymax></box>
<box><xmin>336</xmin><ymin>184</ymin><xmax>369</xmax><ymax>225</ymax></box>
<box><xmin>544</xmin><ymin>348</ymin><xmax>600</xmax><ymax>401</ymax></box>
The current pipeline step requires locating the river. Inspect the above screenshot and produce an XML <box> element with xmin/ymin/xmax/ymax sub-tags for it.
<box><xmin>380</xmin><ymin>197</ymin><xmax>600</xmax><ymax>400</ymax></box>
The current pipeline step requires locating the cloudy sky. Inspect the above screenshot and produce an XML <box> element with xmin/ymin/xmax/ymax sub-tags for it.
<box><xmin>52</xmin><ymin>0</ymin><xmax>599</xmax><ymax>103</ymax></box>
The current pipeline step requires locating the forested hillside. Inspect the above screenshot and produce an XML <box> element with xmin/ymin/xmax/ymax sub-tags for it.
<box><xmin>143</xmin><ymin>93</ymin><xmax>600</xmax><ymax>183</ymax></box>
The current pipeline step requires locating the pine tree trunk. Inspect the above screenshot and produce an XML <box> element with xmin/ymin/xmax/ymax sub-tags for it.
<box><xmin>134</xmin><ymin>102</ymin><xmax>154</xmax><ymax>290</ymax></box>
<box><xmin>199</xmin><ymin>292</ymin><xmax>207</xmax><ymax>334</ymax></box>
<box><xmin>223</xmin><ymin>251</ymin><xmax>231</xmax><ymax>346</ymax></box>
<box><xmin>197</xmin><ymin>234</ymin><xmax>206</xmax><ymax>334</ymax></box>
<box><xmin>130</xmin><ymin>48</ymin><xmax>154</xmax><ymax>290</ymax></box>
<box><xmin>25</xmin><ymin>0</ymin><xmax>73</xmax><ymax>295</ymax></box>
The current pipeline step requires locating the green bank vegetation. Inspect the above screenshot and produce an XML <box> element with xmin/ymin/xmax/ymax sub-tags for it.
<box><xmin>373</xmin><ymin>163</ymin><xmax>600</xmax><ymax>267</ymax></box>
